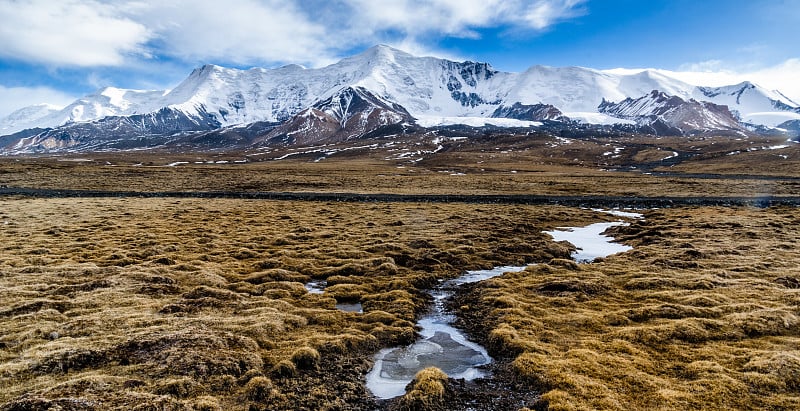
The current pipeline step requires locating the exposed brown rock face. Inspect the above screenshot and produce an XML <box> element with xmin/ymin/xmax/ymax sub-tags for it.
<box><xmin>263</xmin><ymin>87</ymin><xmax>414</xmax><ymax>145</ymax></box>
<box><xmin>599</xmin><ymin>90</ymin><xmax>746</xmax><ymax>135</ymax></box>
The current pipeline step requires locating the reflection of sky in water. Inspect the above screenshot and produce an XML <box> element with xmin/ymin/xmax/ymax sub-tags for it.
<box><xmin>544</xmin><ymin>221</ymin><xmax>632</xmax><ymax>263</ymax></box>
<box><xmin>335</xmin><ymin>302</ymin><xmax>363</xmax><ymax>313</ymax></box>
<box><xmin>366</xmin><ymin>216</ymin><xmax>638</xmax><ymax>399</ymax></box>
<box><xmin>304</xmin><ymin>280</ymin><xmax>326</xmax><ymax>294</ymax></box>
<box><xmin>366</xmin><ymin>265</ymin><xmax>529</xmax><ymax>399</ymax></box>
<box><xmin>304</xmin><ymin>281</ymin><xmax>364</xmax><ymax>313</ymax></box>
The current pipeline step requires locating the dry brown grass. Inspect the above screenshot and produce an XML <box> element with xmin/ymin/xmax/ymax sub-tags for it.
<box><xmin>393</xmin><ymin>367</ymin><xmax>450</xmax><ymax>411</ymax></box>
<box><xmin>0</xmin><ymin>197</ymin><xmax>590</xmax><ymax>409</ymax></box>
<box><xmin>3</xmin><ymin>142</ymin><xmax>800</xmax><ymax>409</ymax></box>
<box><xmin>2</xmin><ymin>134</ymin><xmax>799</xmax><ymax>199</ymax></box>
<box><xmin>457</xmin><ymin>206</ymin><xmax>800</xmax><ymax>410</ymax></box>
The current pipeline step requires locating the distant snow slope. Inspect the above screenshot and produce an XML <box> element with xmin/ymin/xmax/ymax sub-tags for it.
<box><xmin>1</xmin><ymin>88</ymin><xmax>167</xmax><ymax>135</ymax></box>
<box><xmin>694</xmin><ymin>82</ymin><xmax>800</xmax><ymax>127</ymax></box>
<box><xmin>2</xmin><ymin>45</ymin><xmax>799</xmax><ymax>137</ymax></box>
<box><xmin>0</xmin><ymin>103</ymin><xmax>62</xmax><ymax>133</ymax></box>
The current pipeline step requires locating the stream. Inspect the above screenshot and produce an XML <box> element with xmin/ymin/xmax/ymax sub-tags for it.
<box><xmin>364</xmin><ymin>211</ymin><xmax>641</xmax><ymax>399</ymax></box>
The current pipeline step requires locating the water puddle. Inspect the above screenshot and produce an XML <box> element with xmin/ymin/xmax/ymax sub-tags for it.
<box><xmin>305</xmin><ymin>280</ymin><xmax>364</xmax><ymax>313</ymax></box>
<box><xmin>335</xmin><ymin>302</ymin><xmax>363</xmax><ymax>313</ymax></box>
<box><xmin>366</xmin><ymin>212</ymin><xmax>638</xmax><ymax>399</ymax></box>
<box><xmin>366</xmin><ymin>266</ymin><xmax>529</xmax><ymax>399</ymax></box>
<box><xmin>304</xmin><ymin>280</ymin><xmax>326</xmax><ymax>294</ymax></box>
<box><xmin>544</xmin><ymin>221</ymin><xmax>632</xmax><ymax>263</ymax></box>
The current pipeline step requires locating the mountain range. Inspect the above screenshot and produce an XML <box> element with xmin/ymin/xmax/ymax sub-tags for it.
<box><xmin>2</xmin><ymin>45</ymin><xmax>799</xmax><ymax>153</ymax></box>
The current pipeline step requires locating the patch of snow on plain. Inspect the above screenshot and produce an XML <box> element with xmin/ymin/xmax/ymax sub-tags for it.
<box><xmin>548</xmin><ymin>136</ymin><xmax>575</xmax><ymax>147</ymax></box>
<box><xmin>662</xmin><ymin>151</ymin><xmax>679</xmax><ymax>160</ymax></box>
<box><xmin>591</xmin><ymin>208</ymin><xmax>644</xmax><ymax>219</ymax></box>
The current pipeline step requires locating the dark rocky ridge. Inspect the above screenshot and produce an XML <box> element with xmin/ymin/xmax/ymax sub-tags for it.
<box><xmin>491</xmin><ymin>102</ymin><xmax>567</xmax><ymax>121</ymax></box>
<box><xmin>4</xmin><ymin>107</ymin><xmax>222</xmax><ymax>152</ymax></box>
<box><xmin>599</xmin><ymin>90</ymin><xmax>746</xmax><ymax>135</ymax></box>
<box><xmin>261</xmin><ymin>87</ymin><xmax>416</xmax><ymax>146</ymax></box>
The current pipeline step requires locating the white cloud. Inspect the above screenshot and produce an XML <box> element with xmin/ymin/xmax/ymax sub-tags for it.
<box><xmin>0</xmin><ymin>0</ymin><xmax>587</xmax><ymax>68</ymax></box>
<box><xmin>133</xmin><ymin>0</ymin><xmax>586</xmax><ymax>67</ymax></box>
<box><xmin>343</xmin><ymin>0</ymin><xmax>585</xmax><ymax>39</ymax></box>
<box><xmin>523</xmin><ymin>0</ymin><xmax>586</xmax><ymax>30</ymax></box>
<box><xmin>0</xmin><ymin>85</ymin><xmax>76</xmax><ymax>119</ymax></box>
<box><xmin>0</xmin><ymin>0</ymin><xmax>150</xmax><ymax>66</ymax></box>
<box><xmin>134</xmin><ymin>0</ymin><xmax>336</xmax><ymax>66</ymax></box>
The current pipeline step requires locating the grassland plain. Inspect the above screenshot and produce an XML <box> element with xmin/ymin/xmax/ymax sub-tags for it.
<box><xmin>1</xmin><ymin>134</ymin><xmax>799</xmax><ymax>410</ymax></box>
<box><xmin>453</xmin><ymin>206</ymin><xmax>800</xmax><ymax>410</ymax></box>
<box><xmin>0</xmin><ymin>197</ymin><xmax>598</xmax><ymax>410</ymax></box>
<box><xmin>1</xmin><ymin>129</ymin><xmax>799</xmax><ymax>199</ymax></box>
<box><xmin>1</xmin><ymin>155</ymin><xmax>799</xmax><ymax>199</ymax></box>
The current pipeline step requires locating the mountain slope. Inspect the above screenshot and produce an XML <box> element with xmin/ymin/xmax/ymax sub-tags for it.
<box><xmin>491</xmin><ymin>102</ymin><xmax>566</xmax><ymax>121</ymax></box>
<box><xmin>0</xmin><ymin>104</ymin><xmax>62</xmax><ymax>134</ymax></box>
<box><xmin>0</xmin><ymin>88</ymin><xmax>168</xmax><ymax>137</ymax></box>
<box><xmin>598</xmin><ymin>90</ymin><xmax>746</xmax><ymax>135</ymax></box>
<box><xmin>262</xmin><ymin>86</ymin><xmax>414</xmax><ymax>145</ymax></box>
<box><xmin>2</xmin><ymin>45</ymin><xmax>800</xmax><ymax>153</ymax></box>
<box><xmin>694</xmin><ymin>82</ymin><xmax>800</xmax><ymax>127</ymax></box>
<box><xmin>7</xmin><ymin>108</ymin><xmax>220</xmax><ymax>153</ymax></box>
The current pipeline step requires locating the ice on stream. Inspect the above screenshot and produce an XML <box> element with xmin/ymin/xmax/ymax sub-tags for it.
<box><xmin>544</xmin><ymin>221</ymin><xmax>632</xmax><ymax>263</ymax></box>
<box><xmin>366</xmin><ymin>218</ymin><xmax>636</xmax><ymax>399</ymax></box>
<box><xmin>366</xmin><ymin>266</ymin><xmax>529</xmax><ymax>399</ymax></box>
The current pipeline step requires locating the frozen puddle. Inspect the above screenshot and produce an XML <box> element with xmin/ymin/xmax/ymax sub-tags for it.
<box><xmin>366</xmin><ymin>266</ymin><xmax>528</xmax><ymax>399</ymax></box>
<box><xmin>304</xmin><ymin>281</ymin><xmax>363</xmax><ymax>313</ymax></box>
<box><xmin>544</xmin><ymin>221</ymin><xmax>632</xmax><ymax>263</ymax></box>
<box><xmin>366</xmin><ymin>215</ymin><xmax>637</xmax><ymax>399</ymax></box>
<box><xmin>336</xmin><ymin>302</ymin><xmax>363</xmax><ymax>313</ymax></box>
<box><xmin>304</xmin><ymin>280</ymin><xmax>326</xmax><ymax>294</ymax></box>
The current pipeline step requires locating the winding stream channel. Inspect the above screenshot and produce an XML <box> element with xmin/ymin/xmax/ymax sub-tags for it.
<box><xmin>364</xmin><ymin>211</ymin><xmax>641</xmax><ymax>399</ymax></box>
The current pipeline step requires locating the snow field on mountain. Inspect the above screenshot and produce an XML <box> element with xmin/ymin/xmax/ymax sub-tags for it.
<box><xmin>2</xmin><ymin>45</ymin><xmax>798</xmax><ymax>137</ymax></box>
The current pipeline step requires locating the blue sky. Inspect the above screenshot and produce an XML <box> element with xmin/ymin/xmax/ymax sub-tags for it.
<box><xmin>0</xmin><ymin>0</ymin><xmax>798</xmax><ymax>117</ymax></box>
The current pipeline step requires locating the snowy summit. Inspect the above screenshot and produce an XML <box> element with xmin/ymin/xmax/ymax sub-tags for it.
<box><xmin>1</xmin><ymin>45</ymin><xmax>799</xmax><ymax>152</ymax></box>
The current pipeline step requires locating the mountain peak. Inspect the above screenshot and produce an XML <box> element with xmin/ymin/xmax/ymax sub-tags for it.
<box><xmin>188</xmin><ymin>64</ymin><xmax>228</xmax><ymax>80</ymax></box>
<box><xmin>346</xmin><ymin>44</ymin><xmax>415</xmax><ymax>66</ymax></box>
<box><xmin>4</xmin><ymin>46</ymin><xmax>800</xmax><ymax>149</ymax></box>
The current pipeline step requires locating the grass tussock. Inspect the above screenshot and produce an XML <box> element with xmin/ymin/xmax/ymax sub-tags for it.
<box><xmin>392</xmin><ymin>367</ymin><xmax>450</xmax><ymax>411</ymax></box>
<box><xmin>0</xmin><ymin>197</ymin><xmax>586</xmax><ymax>409</ymax></box>
<box><xmin>457</xmin><ymin>206</ymin><xmax>800</xmax><ymax>410</ymax></box>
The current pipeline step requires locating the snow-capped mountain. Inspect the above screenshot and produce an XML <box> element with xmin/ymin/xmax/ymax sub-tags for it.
<box><xmin>0</xmin><ymin>103</ymin><xmax>62</xmax><ymax>134</ymax></box>
<box><xmin>2</xmin><ymin>45</ymin><xmax>799</xmax><ymax>152</ymax></box>
<box><xmin>598</xmin><ymin>90</ymin><xmax>745</xmax><ymax>135</ymax></box>
<box><xmin>2</xmin><ymin>87</ymin><xmax>168</xmax><ymax>135</ymax></box>
<box><xmin>694</xmin><ymin>82</ymin><xmax>800</xmax><ymax>127</ymax></box>
<box><xmin>263</xmin><ymin>86</ymin><xmax>414</xmax><ymax>145</ymax></box>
